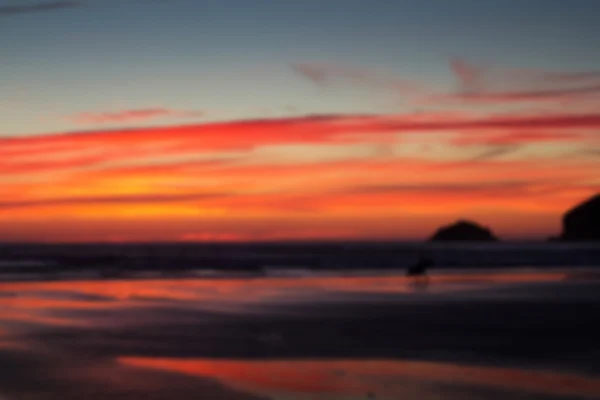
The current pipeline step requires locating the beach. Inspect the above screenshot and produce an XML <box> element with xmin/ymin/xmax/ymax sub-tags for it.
<box><xmin>1</xmin><ymin>269</ymin><xmax>600</xmax><ymax>399</ymax></box>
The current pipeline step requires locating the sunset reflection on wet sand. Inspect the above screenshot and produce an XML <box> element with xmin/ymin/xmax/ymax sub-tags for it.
<box><xmin>1</xmin><ymin>271</ymin><xmax>600</xmax><ymax>399</ymax></box>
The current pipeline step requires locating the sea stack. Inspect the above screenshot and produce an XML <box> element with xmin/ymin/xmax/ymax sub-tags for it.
<box><xmin>430</xmin><ymin>220</ymin><xmax>498</xmax><ymax>242</ymax></box>
<box><xmin>560</xmin><ymin>194</ymin><xmax>600</xmax><ymax>241</ymax></box>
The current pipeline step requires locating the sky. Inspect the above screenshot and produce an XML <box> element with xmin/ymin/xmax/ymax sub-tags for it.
<box><xmin>1</xmin><ymin>0</ymin><xmax>599</xmax><ymax>242</ymax></box>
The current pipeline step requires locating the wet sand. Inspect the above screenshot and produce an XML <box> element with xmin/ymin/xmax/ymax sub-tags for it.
<box><xmin>1</xmin><ymin>270</ymin><xmax>600</xmax><ymax>399</ymax></box>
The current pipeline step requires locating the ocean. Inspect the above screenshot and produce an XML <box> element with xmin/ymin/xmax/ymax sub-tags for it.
<box><xmin>1</xmin><ymin>242</ymin><xmax>599</xmax><ymax>281</ymax></box>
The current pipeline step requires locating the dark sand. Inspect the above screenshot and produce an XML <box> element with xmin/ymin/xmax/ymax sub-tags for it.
<box><xmin>1</xmin><ymin>271</ymin><xmax>600</xmax><ymax>399</ymax></box>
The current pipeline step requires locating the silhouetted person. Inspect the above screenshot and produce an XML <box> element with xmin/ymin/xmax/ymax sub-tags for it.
<box><xmin>406</xmin><ymin>256</ymin><xmax>433</xmax><ymax>290</ymax></box>
<box><xmin>407</xmin><ymin>256</ymin><xmax>433</xmax><ymax>277</ymax></box>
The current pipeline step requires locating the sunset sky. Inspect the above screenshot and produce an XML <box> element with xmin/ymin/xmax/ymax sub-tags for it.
<box><xmin>1</xmin><ymin>0</ymin><xmax>599</xmax><ymax>242</ymax></box>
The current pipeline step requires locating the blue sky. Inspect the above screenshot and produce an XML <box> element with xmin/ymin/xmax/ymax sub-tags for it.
<box><xmin>3</xmin><ymin>0</ymin><xmax>600</xmax><ymax>136</ymax></box>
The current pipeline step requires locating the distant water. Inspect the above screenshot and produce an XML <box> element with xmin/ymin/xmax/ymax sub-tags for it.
<box><xmin>0</xmin><ymin>242</ymin><xmax>599</xmax><ymax>282</ymax></box>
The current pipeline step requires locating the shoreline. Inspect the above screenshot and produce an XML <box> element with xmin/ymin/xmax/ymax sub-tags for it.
<box><xmin>1</xmin><ymin>271</ymin><xmax>600</xmax><ymax>399</ymax></box>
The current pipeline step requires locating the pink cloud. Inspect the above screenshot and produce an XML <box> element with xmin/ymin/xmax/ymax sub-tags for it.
<box><xmin>69</xmin><ymin>108</ymin><xmax>203</xmax><ymax>125</ymax></box>
<box><xmin>444</xmin><ymin>58</ymin><xmax>600</xmax><ymax>105</ymax></box>
<box><xmin>433</xmin><ymin>85</ymin><xmax>600</xmax><ymax>104</ymax></box>
<box><xmin>504</xmin><ymin>67</ymin><xmax>600</xmax><ymax>84</ymax></box>
<box><xmin>291</xmin><ymin>62</ymin><xmax>422</xmax><ymax>94</ymax></box>
<box><xmin>293</xmin><ymin>59</ymin><xmax>600</xmax><ymax>107</ymax></box>
<box><xmin>450</xmin><ymin>58</ymin><xmax>487</xmax><ymax>92</ymax></box>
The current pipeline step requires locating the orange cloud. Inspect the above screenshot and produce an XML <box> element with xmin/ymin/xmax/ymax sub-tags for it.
<box><xmin>452</xmin><ymin>130</ymin><xmax>587</xmax><ymax>146</ymax></box>
<box><xmin>1</xmin><ymin>112</ymin><xmax>598</xmax><ymax>241</ymax></box>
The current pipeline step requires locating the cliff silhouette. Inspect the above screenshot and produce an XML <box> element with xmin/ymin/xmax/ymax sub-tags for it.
<box><xmin>429</xmin><ymin>220</ymin><xmax>498</xmax><ymax>242</ymax></box>
<box><xmin>560</xmin><ymin>193</ymin><xmax>600</xmax><ymax>241</ymax></box>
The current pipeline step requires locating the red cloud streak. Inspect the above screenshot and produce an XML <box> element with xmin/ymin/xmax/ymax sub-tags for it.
<box><xmin>5</xmin><ymin>111</ymin><xmax>599</xmax><ymax>150</ymax></box>
<box><xmin>1</xmin><ymin>112</ymin><xmax>597</xmax><ymax>176</ymax></box>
